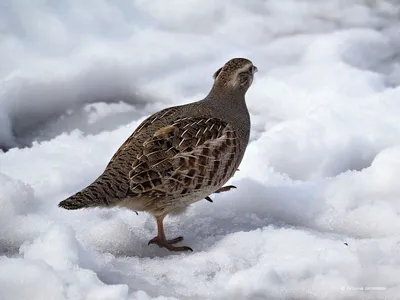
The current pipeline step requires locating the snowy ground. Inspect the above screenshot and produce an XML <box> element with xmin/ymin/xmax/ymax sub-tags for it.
<box><xmin>1</xmin><ymin>1</ymin><xmax>400</xmax><ymax>299</ymax></box>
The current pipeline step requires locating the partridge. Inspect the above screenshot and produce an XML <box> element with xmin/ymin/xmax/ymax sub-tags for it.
<box><xmin>59</xmin><ymin>57</ymin><xmax>257</xmax><ymax>252</ymax></box>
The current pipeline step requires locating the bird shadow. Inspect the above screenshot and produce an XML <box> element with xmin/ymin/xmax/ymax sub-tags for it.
<box><xmin>95</xmin><ymin>201</ymin><xmax>289</xmax><ymax>259</ymax></box>
<box><xmin>100</xmin><ymin>178</ymin><xmax>320</xmax><ymax>259</ymax></box>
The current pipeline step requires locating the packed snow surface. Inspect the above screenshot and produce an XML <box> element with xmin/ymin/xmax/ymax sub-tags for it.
<box><xmin>1</xmin><ymin>1</ymin><xmax>400</xmax><ymax>299</ymax></box>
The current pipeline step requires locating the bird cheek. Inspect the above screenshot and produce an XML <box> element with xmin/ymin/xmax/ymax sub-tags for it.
<box><xmin>239</xmin><ymin>75</ymin><xmax>251</xmax><ymax>87</ymax></box>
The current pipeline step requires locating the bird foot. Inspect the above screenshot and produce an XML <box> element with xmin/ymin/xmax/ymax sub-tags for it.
<box><xmin>148</xmin><ymin>236</ymin><xmax>193</xmax><ymax>252</ymax></box>
<box><xmin>205</xmin><ymin>185</ymin><xmax>237</xmax><ymax>203</ymax></box>
<box><xmin>214</xmin><ymin>185</ymin><xmax>237</xmax><ymax>194</ymax></box>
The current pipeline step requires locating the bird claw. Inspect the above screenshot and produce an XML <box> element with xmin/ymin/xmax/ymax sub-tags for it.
<box><xmin>178</xmin><ymin>246</ymin><xmax>193</xmax><ymax>252</ymax></box>
<box><xmin>166</xmin><ymin>236</ymin><xmax>184</xmax><ymax>244</ymax></box>
<box><xmin>204</xmin><ymin>185</ymin><xmax>237</xmax><ymax>203</ymax></box>
<box><xmin>148</xmin><ymin>236</ymin><xmax>192</xmax><ymax>252</ymax></box>
<box><xmin>214</xmin><ymin>185</ymin><xmax>237</xmax><ymax>194</ymax></box>
<box><xmin>205</xmin><ymin>196</ymin><xmax>213</xmax><ymax>202</ymax></box>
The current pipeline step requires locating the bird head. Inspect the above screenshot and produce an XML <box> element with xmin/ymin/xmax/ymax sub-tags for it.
<box><xmin>212</xmin><ymin>58</ymin><xmax>258</xmax><ymax>94</ymax></box>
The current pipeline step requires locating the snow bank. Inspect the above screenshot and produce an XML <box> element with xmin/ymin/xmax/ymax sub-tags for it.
<box><xmin>1</xmin><ymin>0</ymin><xmax>400</xmax><ymax>299</ymax></box>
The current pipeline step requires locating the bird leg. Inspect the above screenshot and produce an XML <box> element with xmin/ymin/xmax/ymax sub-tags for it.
<box><xmin>148</xmin><ymin>216</ymin><xmax>193</xmax><ymax>252</ymax></box>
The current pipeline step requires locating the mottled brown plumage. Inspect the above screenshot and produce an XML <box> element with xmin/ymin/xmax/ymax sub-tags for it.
<box><xmin>59</xmin><ymin>57</ymin><xmax>257</xmax><ymax>252</ymax></box>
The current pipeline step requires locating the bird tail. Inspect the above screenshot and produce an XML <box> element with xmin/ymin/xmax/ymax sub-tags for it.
<box><xmin>58</xmin><ymin>188</ymin><xmax>107</xmax><ymax>210</ymax></box>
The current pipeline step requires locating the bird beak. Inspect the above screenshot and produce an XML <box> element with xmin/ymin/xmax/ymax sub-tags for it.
<box><xmin>253</xmin><ymin>66</ymin><xmax>258</xmax><ymax>74</ymax></box>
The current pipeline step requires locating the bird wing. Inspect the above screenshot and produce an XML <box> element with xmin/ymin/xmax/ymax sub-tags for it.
<box><xmin>107</xmin><ymin>107</ymin><xmax>180</xmax><ymax>166</ymax></box>
<box><xmin>128</xmin><ymin>116</ymin><xmax>241</xmax><ymax>202</ymax></box>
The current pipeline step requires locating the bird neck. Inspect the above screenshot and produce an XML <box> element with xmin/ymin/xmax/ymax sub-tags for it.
<box><xmin>206</xmin><ymin>84</ymin><xmax>247</xmax><ymax>102</ymax></box>
<box><xmin>202</xmin><ymin>89</ymin><xmax>251</xmax><ymax>145</ymax></box>
<box><xmin>203</xmin><ymin>86</ymin><xmax>249</xmax><ymax>121</ymax></box>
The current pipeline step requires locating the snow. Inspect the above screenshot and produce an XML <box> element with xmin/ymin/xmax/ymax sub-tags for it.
<box><xmin>1</xmin><ymin>0</ymin><xmax>400</xmax><ymax>299</ymax></box>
